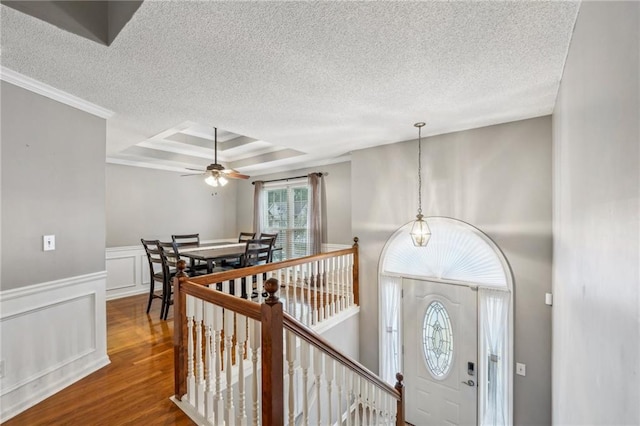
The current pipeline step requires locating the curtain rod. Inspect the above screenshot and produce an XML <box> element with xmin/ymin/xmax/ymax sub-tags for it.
<box><xmin>251</xmin><ymin>172</ymin><xmax>324</xmax><ymax>185</ymax></box>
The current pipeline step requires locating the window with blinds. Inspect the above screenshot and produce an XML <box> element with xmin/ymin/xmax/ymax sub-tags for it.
<box><xmin>262</xmin><ymin>181</ymin><xmax>309</xmax><ymax>261</ymax></box>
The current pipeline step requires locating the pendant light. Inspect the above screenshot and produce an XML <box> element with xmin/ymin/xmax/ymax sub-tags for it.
<box><xmin>410</xmin><ymin>122</ymin><xmax>431</xmax><ymax>247</ymax></box>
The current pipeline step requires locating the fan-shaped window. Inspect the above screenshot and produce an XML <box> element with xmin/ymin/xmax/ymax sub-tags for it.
<box><xmin>423</xmin><ymin>301</ymin><xmax>454</xmax><ymax>377</ymax></box>
<box><xmin>380</xmin><ymin>217</ymin><xmax>507</xmax><ymax>287</ymax></box>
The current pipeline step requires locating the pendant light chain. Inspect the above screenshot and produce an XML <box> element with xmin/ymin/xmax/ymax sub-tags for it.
<box><xmin>417</xmin><ymin>124</ymin><xmax>422</xmax><ymax>216</ymax></box>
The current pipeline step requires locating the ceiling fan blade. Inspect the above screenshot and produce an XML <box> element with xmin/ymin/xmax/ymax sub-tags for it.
<box><xmin>225</xmin><ymin>172</ymin><xmax>250</xmax><ymax>180</ymax></box>
<box><xmin>181</xmin><ymin>173</ymin><xmax>205</xmax><ymax>177</ymax></box>
<box><xmin>186</xmin><ymin>167</ymin><xmax>205</xmax><ymax>172</ymax></box>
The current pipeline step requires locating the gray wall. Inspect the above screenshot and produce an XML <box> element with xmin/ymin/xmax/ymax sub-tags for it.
<box><xmin>1</xmin><ymin>81</ymin><xmax>106</xmax><ymax>290</ymax></box>
<box><xmin>553</xmin><ymin>3</ymin><xmax>640</xmax><ymax>425</ymax></box>
<box><xmin>235</xmin><ymin>161</ymin><xmax>352</xmax><ymax>245</ymax></box>
<box><xmin>352</xmin><ymin>116</ymin><xmax>553</xmax><ymax>425</ymax></box>
<box><xmin>106</xmin><ymin>163</ymin><xmax>238</xmax><ymax>247</ymax></box>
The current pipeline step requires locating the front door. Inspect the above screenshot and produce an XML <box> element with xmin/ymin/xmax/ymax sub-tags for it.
<box><xmin>403</xmin><ymin>279</ymin><xmax>478</xmax><ymax>425</ymax></box>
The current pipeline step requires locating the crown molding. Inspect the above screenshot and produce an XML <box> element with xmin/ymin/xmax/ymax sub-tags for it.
<box><xmin>0</xmin><ymin>67</ymin><xmax>114</xmax><ymax>119</ymax></box>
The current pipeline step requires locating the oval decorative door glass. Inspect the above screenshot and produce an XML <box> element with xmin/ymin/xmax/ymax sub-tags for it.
<box><xmin>422</xmin><ymin>300</ymin><xmax>454</xmax><ymax>377</ymax></box>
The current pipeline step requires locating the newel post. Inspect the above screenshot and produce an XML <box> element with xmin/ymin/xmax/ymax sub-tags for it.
<box><xmin>352</xmin><ymin>237</ymin><xmax>360</xmax><ymax>305</ymax></box>
<box><xmin>395</xmin><ymin>372</ymin><xmax>405</xmax><ymax>425</ymax></box>
<box><xmin>173</xmin><ymin>260</ymin><xmax>188</xmax><ymax>400</ymax></box>
<box><xmin>261</xmin><ymin>278</ymin><xmax>284</xmax><ymax>425</ymax></box>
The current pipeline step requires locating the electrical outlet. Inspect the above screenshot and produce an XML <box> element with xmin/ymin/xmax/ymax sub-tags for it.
<box><xmin>0</xmin><ymin>360</ymin><xmax>5</xmax><ymax>379</ymax></box>
<box><xmin>516</xmin><ymin>362</ymin><xmax>526</xmax><ymax>376</ymax></box>
<box><xmin>43</xmin><ymin>235</ymin><xmax>55</xmax><ymax>251</ymax></box>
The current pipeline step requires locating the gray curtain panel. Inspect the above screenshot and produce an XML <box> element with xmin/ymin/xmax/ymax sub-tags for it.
<box><xmin>253</xmin><ymin>180</ymin><xmax>264</xmax><ymax>236</ymax></box>
<box><xmin>308</xmin><ymin>172</ymin><xmax>323</xmax><ymax>255</ymax></box>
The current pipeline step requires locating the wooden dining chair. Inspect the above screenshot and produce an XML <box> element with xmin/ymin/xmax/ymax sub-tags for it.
<box><xmin>171</xmin><ymin>233</ymin><xmax>208</xmax><ymax>274</ymax></box>
<box><xmin>162</xmin><ymin>240</ymin><xmax>208</xmax><ymax>276</ymax></box>
<box><xmin>171</xmin><ymin>233</ymin><xmax>200</xmax><ymax>248</ymax></box>
<box><xmin>235</xmin><ymin>237</ymin><xmax>276</xmax><ymax>298</ymax></box>
<box><xmin>238</xmin><ymin>232</ymin><xmax>255</xmax><ymax>242</ymax></box>
<box><xmin>141</xmin><ymin>239</ymin><xmax>172</xmax><ymax>319</ymax></box>
<box><xmin>242</xmin><ymin>238</ymin><xmax>275</xmax><ymax>267</ymax></box>
<box><xmin>258</xmin><ymin>232</ymin><xmax>278</xmax><ymax>261</ymax></box>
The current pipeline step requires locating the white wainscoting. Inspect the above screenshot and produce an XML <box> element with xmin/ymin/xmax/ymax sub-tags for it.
<box><xmin>0</xmin><ymin>271</ymin><xmax>109</xmax><ymax>422</ymax></box>
<box><xmin>106</xmin><ymin>245</ymin><xmax>151</xmax><ymax>300</ymax></box>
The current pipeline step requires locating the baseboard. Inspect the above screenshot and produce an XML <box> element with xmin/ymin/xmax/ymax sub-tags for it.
<box><xmin>0</xmin><ymin>272</ymin><xmax>109</xmax><ymax>422</ymax></box>
<box><xmin>0</xmin><ymin>355</ymin><xmax>110</xmax><ymax>422</ymax></box>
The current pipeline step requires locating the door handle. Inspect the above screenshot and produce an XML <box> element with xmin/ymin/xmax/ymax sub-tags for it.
<box><xmin>461</xmin><ymin>380</ymin><xmax>475</xmax><ymax>387</ymax></box>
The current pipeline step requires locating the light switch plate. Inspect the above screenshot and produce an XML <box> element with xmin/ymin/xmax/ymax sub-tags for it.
<box><xmin>545</xmin><ymin>293</ymin><xmax>553</xmax><ymax>305</ymax></box>
<box><xmin>516</xmin><ymin>362</ymin><xmax>526</xmax><ymax>376</ymax></box>
<box><xmin>0</xmin><ymin>360</ymin><xmax>5</xmax><ymax>378</ymax></box>
<box><xmin>43</xmin><ymin>235</ymin><xmax>55</xmax><ymax>251</ymax></box>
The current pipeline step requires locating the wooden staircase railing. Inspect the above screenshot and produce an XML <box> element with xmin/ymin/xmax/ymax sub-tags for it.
<box><xmin>172</xmin><ymin>240</ymin><xmax>404</xmax><ymax>425</ymax></box>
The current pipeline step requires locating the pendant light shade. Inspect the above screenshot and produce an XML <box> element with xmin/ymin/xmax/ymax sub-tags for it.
<box><xmin>410</xmin><ymin>213</ymin><xmax>431</xmax><ymax>247</ymax></box>
<box><xmin>410</xmin><ymin>122</ymin><xmax>431</xmax><ymax>247</ymax></box>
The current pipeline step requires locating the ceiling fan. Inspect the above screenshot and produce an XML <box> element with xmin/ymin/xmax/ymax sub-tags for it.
<box><xmin>183</xmin><ymin>127</ymin><xmax>250</xmax><ymax>187</ymax></box>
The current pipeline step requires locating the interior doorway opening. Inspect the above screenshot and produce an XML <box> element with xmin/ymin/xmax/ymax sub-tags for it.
<box><xmin>378</xmin><ymin>217</ymin><xmax>514</xmax><ymax>425</ymax></box>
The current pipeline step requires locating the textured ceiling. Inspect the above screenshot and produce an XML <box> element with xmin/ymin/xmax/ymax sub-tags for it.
<box><xmin>0</xmin><ymin>1</ymin><xmax>580</xmax><ymax>174</ymax></box>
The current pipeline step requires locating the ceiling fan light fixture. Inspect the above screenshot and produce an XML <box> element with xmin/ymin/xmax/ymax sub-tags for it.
<box><xmin>205</xmin><ymin>174</ymin><xmax>228</xmax><ymax>187</ymax></box>
<box><xmin>205</xmin><ymin>174</ymin><xmax>218</xmax><ymax>187</ymax></box>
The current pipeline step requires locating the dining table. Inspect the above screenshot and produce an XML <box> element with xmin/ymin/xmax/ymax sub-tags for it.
<box><xmin>178</xmin><ymin>241</ymin><xmax>246</xmax><ymax>274</ymax></box>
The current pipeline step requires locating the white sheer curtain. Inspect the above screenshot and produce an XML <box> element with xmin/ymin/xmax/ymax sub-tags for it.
<box><xmin>479</xmin><ymin>288</ymin><xmax>510</xmax><ymax>426</ymax></box>
<box><xmin>380</xmin><ymin>275</ymin><xmax>402</xmax><ymax>385</ymax></box>
<box><xmin>253</xmin><ymin>181</ymin><xmax>264</xmax><ymax>236</ymax></box>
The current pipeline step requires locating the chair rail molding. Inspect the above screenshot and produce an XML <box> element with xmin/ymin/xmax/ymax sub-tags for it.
<box><xmin>0</xmin><ymin>271</ymin><xmax>110</xmax><ymax>422</ymax></box>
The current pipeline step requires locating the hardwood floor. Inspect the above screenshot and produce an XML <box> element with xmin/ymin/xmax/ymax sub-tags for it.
<box><xmin>4</xmin><ymin>294</ymin><xmax>195</xmax><ymax>426</ymax></box>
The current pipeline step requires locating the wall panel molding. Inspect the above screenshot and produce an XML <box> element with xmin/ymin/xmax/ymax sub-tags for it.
<box><xmin>0</xmin><ymin>272</ymin><xmax>109</xmax><ymax>421</ymax></box>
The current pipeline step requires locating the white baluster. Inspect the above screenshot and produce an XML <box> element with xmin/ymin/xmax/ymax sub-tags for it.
<box><xmin>186</xmin><ymin>295</ymin><xmax>195</xmax><ymax>406</ymax></box>
<box><xmin>234</xmin><ymin>277</ymin><xmax>242</xmax><ymax>298</ymax></box>
<box><xmin>292</xmin><ymin>264</ymin><xmax>299</xmax><ymax>320</ymax></box>
<box><xmin>383</xmin><ymin>391</ymin><xmax>390</xmax><ymax>426</ymax></box>
<box><xmin>318</xmin><ymin>259</ymin><xmax>325</xmax><ymax>323</ymax></box>
<box><xmin>390</xmin><ymin>391</ymin><xmax>397</xmax><ymax>424</ymax></box>
<box><xmin>330</xmin><ymin>257</ymin><xmax>336</xmax><ymax>316</ymax></box>
<box><xmin>347</xmin><ymin>254</ymin><xmax>353</xmax><ymax>308</ymax></box>
<box><xmin>256</xmin><ymin>273</ymin><xmax>264</xmax><ymax>303</ymax></box>
<box><xmin>314</xmin><ymin>348</ymin><xmax>323</xmax><ymax>426</ymax></box>
<box><xmin>313</xmin><ymin>262</ymin><xmax>319</xmax><ymax>325</ymax></box>
<box><xmin>301</xmin><ymin>340</ymin><xmax>310</xmax><ymax>426</ymax></box>
<box><xmin>355</xmin><ymin>375</ymin><xmax>362</xmax><ymax>426</ymax></box>
<box><xmin>336</xmin><ymin>364</ymin><xmax>344</xmax><ymax>426</ymax></box>
<box><xmin>345</xmin><ymin>370</ymin><xmax>353</xmax><ymax>426</ymax></box>
<box><xmin>326</xmin><ymin>357</ymin><xmax>334</xmax><ymax>426</ymax></box>
<box><xmin>224</xmin><ymin>308</ymin><xmax>234</xmax><ymax>425</ymax></box>
<box><xmin>204</xmin><ymin>302</ymin><xmax>214</xmax><ymax>420</ymax></box>
<box><xmin>237</xmin><ymin>312</ymin><xmax>248</xmax><ymax>426</ymax></box>
<box><xmin>373</xmin><ymin>386</ymin><xmax>380</xmax><ymax>425</ymax></box>
<box><xmin>195</xmin><ymin>299</ymin><xmax>205</xmax><ymax>415</ymax></box>
<box><xmin>213</xmin><ymin>304</ymin><xmax>223</xmax><ymax>425</ymax></box>
<box><xmin>343</xmin><ymin>255</ymin><xmax>349</xmax><ymax>309</ymax></box>
<box><xmin>306</xmin><ymin>263</ymin><xmax>313</xmax><ymax>326</ymax></box>
<box><xmin>324</xmin><ymin>258</ymin><xmax>330</xmax><ymax>320</ymax></box>
<box><xmin>286</xmin><ymin>331</ymin><xmax>296</xmax><ymax>425</ymax></box>
<box><xmin>250</xmin><ymin>319</ymin><xmax>260</xmax><ymax>426</ymax></box>
<box><xmin>369</xmin><ymin>382</ymin><xmax>375</xmax><ymax>426</ymax></box>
